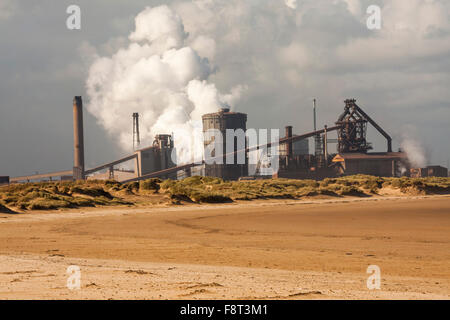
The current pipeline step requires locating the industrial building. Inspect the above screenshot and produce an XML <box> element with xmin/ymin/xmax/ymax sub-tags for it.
<box><xmin>0</xmin><ymin>176</ymin><xmax>9</xmax><ymax>186</ymax></box>
<box><xmin>330</xmin><ymin>100</ymin><xmax>407</xmax><ymax>177</ymax></box>
<box><xmin>134</xmin><ymin>134</ymin><xmax>176</xmax><ymax>179</ymax></box>
<box><xmin>5</xmin><ymin>96</ymin><xmax>448</xmax><ymax>184</ymax></box>
<box><xmin>332</xmin><ymin>153</ymin><xmax>408</xmax><ymax>177</ymax></box>
<box><xmin>202</xmin><ymin>108</ymin><xmax>248</xmax><ymax>181</ymax></box>
<box><xmin>86</xmin><ymin>134</ymin><xmax>176</xmax><ymax>182</ymax></box>
<box><xmin>273</xmin><ymin>99</ymin><xmax>401</xmax><ymax>179</ymax></box>
<box><xmin>410</xmin><ymin>166</ymin><xmax>448</xmax><ymax>178</ymax></box>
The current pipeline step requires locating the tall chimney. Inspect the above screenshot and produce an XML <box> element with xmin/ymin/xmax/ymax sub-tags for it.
<box><xmin>285</xmin><ymin>126</ymin><xmax>293</xmax><ymax>159</ymax></box>
<box><xmin>73</xmin><ymin>96</ymin><xmax>85</xmax><ymax>180</ymax></box>
<box><xmin>313</xmin><ymin>99</ymin><xmax>317</xmax><ymax>131</ymax></box>
<box><xmin>323</xmin><ymin>125</ymin><xmax>328</xmax><ymax>167</ymax></box>
<box><xmin>133</xmin><ymin>112</ymin><xmax>140</xmax><ymax>151</ymax></box>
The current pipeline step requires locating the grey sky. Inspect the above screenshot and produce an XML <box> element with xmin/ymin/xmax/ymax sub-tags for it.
<box><xmin>1</xmin><ymin>0</ymin><xmax>449</xmax><ymax>177</ymax></box>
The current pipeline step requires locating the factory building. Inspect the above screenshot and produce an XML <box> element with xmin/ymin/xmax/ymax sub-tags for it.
<box><xmin>410</xmin><ymin>166</ymin><xmax>448</xmax><ymax>178</ymax></box>
<box><xmin>0</xmin><ymin>176</ymin><xmax>9</xmax><ymax>186</ymax></box>
<box><xmin>332</xmin><ymin>153</ymin><xmax>408</xmax><ymax>177</ymax></box>
<box><xmin>134</xmin><ymin>134</ymin><xmax>176</xmax><ymax>179</ymax></box>
<box><xmin>279</xmin><ymin>134</ymin><xmax>309</xmax><ymax>156</ymax></box>
<box><xmin>329</xmin><ymin>100</ymin><xmax>408</xmax><ymax>177</ymax></box>
<box><xmin>202</xmin><ymin>108</ymin><xmax>248</xmax><ymax>181</ymax></box>
<box><xmin>71</xmin><ymin>98</ymin><xmax>177</xmax><ymax>182</ymax></box>
<box><xmin>87</xmin><ymin>134</ymin><xmax>176</xmax><ymax>182</ymax></box>
<box><xmin>275</xmin><ymin>126</ymin><xmax>319</xmax><ymax>179</ymax></box>
<box><xmin>275</xmin><ymin>99</ymin><xmax>409</xmax><ymax>179</ymax></box>
<box><xmin>8</xmin><ymin>96</ymin><xmax>447</xmax><ymax>183</ymax></box>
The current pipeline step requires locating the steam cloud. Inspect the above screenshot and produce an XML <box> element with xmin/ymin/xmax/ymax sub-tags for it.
<box><xmin>85</xmin><ymin>5</ymin><xmax>244</xmax><ymax>164</ymax></box>
<box><xmin>0</xmin><ymin>0</ymin><xmax>16</xmax><ymax>20</ymax></box>
<box><xmin>284</xmin><ymin>0</ymin><xmax>298</xmax><ymax>10</ymax></box>
<box><xmin>84</xmin><ymin>0</ymin><xmax>450</xmax><ymax>165</ymax></box>
<box><xmin>400</xmin><ymin>134</ymin><xmax>427</xmax><ymax>168</ymax></box>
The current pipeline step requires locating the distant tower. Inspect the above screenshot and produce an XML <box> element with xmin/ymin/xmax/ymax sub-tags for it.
<box><xmin>313</xmin><ymin>99</ymin><xmax>322</xmax><ymax>157</ymax></box>
<box><xmin>133</xmin><ymin>113</ymin><xmax>140</xmax><ymax>151</ymax></box>
<box><xmin>336</xmin><ymin>99</ymin><xmax>372</xmax><ymax>153</ymax></box>
<box><xmin>73</xmin><ymin>96</ymin><xmax>85</xmax><ymax>180</ymax></box>
<box><xmin>202</xmin><ymin>108</ymin><xmax>248</xmax><ymax>180</ymax></box>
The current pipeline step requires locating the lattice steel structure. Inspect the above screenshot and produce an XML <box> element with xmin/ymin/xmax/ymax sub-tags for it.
<box><xmin>336</xmin><ymin>99</ymin><xmax>392</xmax><ymax>154</ymax></box>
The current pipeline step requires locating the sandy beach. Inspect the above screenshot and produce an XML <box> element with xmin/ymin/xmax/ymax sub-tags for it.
<box><xmin>1</xmin><ymin>195</ymin><xmax>449</xmax><ymax>299</ymax></box>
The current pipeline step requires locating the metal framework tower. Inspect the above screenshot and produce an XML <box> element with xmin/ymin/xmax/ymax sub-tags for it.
<box><xmin>336</xmin><ymin>99</ymin><xmax>392</xmax><ymax>153</ymax></box>
<box><xmin>133</xmin><ymin>113</ymin><xmax>140</xmax><ymax>151</ymax></box>
<box><xmin>313</xmin><ymin>99</ymin><xmax>322</xmax><ymax>157</ymax></box>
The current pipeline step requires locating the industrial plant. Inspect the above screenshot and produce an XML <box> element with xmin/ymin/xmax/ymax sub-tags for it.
<box><xmin>2</xmin><ymin>96</ymin><xmax>448</xmax><ymax>185</ymax></box>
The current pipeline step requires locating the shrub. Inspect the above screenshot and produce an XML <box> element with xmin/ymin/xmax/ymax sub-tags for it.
<box><xmin>339</xmin><ymin>186</ymin><xmax>365</xmax><ymax>196</ymax></box>
<box><xmin>140</xmin><ymin>178</ymin><xmax>161</xmax><ymax>192</ymax></box>
<box><xmin>0</xmin><ymin>203</ymin><xmax>17</xmax><ymax>214</ymax></box>
<box><xmin>28</xmin><ymin>198</ymin><xmax>72</xmax><ymax>210</ymax></box>
<box><xmin>190</xmin><ymin>192</ymin><xmax>232</xmax><ymax>203</ymax></box>
<box><xmin>70</xmin><ymin>198</ymin><xmax>95</xmax><ymax>207</ymax></box>
<box><xmin>1</xmin><ymin>176</ymin><xmax>448</xmax><ymax>210</ymax></box>
<box><xmin>70</xmin><ymin>186</ymin><xmax>113</xmax><ymax>199</ymax></box>
<box><xmin>104</xmin><ymin>180</ymin><xmax>122</xmax><ymax>189</ymax></box>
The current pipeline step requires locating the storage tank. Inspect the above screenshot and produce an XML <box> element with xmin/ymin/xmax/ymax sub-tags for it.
<box><xmin>202</xmin><ymin>108</ymin><xmax>248</xmax><ymax>180</ymax></box>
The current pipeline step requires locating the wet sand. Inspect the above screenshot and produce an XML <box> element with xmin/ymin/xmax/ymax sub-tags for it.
<box><xmin>0</xmin><ymin>195</ymin><xmax>449</xmax><ymax>299</ymax></box>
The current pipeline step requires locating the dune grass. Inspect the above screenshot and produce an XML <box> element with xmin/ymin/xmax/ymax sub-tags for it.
<box><xmin>0</xmin><ymin>180</ymin><xmax>132</xmax><ymax>211</ymax></box>
<box><xmin>159</xmin><ymin>175</ymin><xmax>450</xmax><ymax>203</ymax></box>
<box><xmin>0</xmin><ymin>175</ymin><xmax>448</xmax><ymax>211</ymax></box>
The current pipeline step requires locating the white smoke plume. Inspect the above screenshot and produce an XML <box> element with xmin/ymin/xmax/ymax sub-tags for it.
<box><xmin>85</xmin><ymin>5</ymin><xmax>243</xmax><ymax>164</ymax></box>
<box><xmin>284</xmin><ymin>0</ymin><xmax>298</xmax><ymax>10</ymax></box>
<box><xmin>85</xmin><ymin>0</ymin><xmax>450</xmax><ymax>165</ymax></box>
<box><xmin>0</xmin><ymin>0</ymin><xmax>16</xmax><ymax>20</ymax></box>
<box><xmin>400</xmin><ymin>130</ymin><xmax>427</xmax><ymax>168</ymax></box>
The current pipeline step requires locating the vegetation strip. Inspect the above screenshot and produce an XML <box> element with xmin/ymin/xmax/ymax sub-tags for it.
<box><xmin>0</xmin><ymin>175</ymin><xmax>449</xmax><ymax>212</ymax></box>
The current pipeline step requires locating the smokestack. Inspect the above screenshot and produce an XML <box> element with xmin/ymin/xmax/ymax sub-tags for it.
<box><xmin>133</xmin><ymin>112</ymin><xmax>140</xmax><ymax>151</ymax></box>
<box><xmin>285</xmin><ymin>126</ymin><xmax>293</xmax><ymax>158</ymax></box>
<box><xmin>323</xmin><ymin>125</ymin><xmax>328</xmax><ymax>167</ymax></box>
<box><xmin>73</xmin><ymin>96</ymin><xmax>85</xmax><ymax>180</ymax></box>
<box><xmin>313</xmin><ymin>99</ymin><xmax>322</xmax><ymax>157</ymax></box>
<box><xmin>313</xmin><ymin>99</ymin><xmax>317</xmax><ymax>131</ymax></box>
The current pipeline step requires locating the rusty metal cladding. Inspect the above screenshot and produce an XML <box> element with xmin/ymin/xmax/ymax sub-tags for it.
<box><xmin>73</xmin><ymin>96</ymin><xmax>85</xmax><ymax>180</ymax></box>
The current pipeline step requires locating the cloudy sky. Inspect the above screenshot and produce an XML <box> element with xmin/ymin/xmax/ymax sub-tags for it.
<box><xmin>0</xmin><ymin>0</ymin><xmax>449</xmax><ymax>177</ymax></box>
